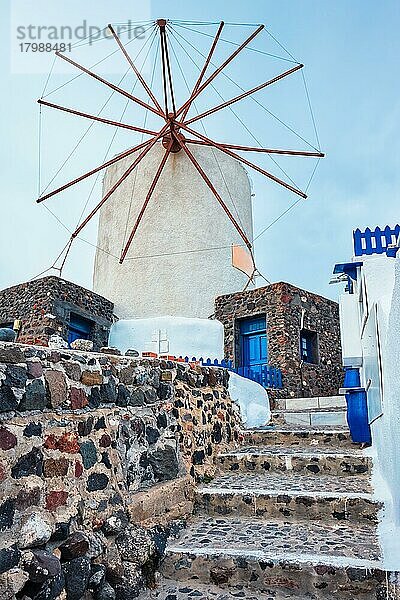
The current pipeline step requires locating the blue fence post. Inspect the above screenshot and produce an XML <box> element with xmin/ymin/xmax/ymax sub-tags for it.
<box><xmin>353</xmin><ymin>228</ymin><xmax>362</xmax><ymax>256</ymax></box>
<box><xmin>374</xmin><ymin>226</ymin><xmax>383</xmax><ymax>254</ymax></box>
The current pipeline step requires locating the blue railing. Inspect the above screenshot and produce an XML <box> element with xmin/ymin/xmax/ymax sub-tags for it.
<box><xmin>232</xmin><ymin>365</ymin><xmax>283</xmax><ymax>389</ymax></box>
<box><xmin>353</xmin><ymin>225</ymin><xmax>400</xmax><ymax>257</ymax></box>
<box><xmin>179</xmin><ymin>356</ymin><xmax>283</xmax><ymax>389</ymax></box>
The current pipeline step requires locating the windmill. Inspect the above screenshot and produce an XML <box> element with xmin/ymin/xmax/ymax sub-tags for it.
<box><xmin>36</xmin><ymin>19</ymin><xmax>324</xmax><ymax>318</ymax></box>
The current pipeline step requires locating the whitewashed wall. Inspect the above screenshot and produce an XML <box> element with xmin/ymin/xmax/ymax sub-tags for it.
<box><xmin>93</xmin><ymin>144</ymin><xmax>253</xmax><ymax>319</ymax></box>
<box><xmin>338</xmin><ymin>253</ymin><xmax>400</xmax><ymax>566</ymax></box>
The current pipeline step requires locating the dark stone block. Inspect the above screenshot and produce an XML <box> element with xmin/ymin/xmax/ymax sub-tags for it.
<box><xmin>212</xmin><ymin>422</ymin><xmax>223</xmax><ymax>444</ymax></box>
<box><xmin>148</xmin><ymin>446</ymin><xmax>179</xmax><ymax>482</ymax></box>
<box><xmin>32</xmin><ymin>571</ymin><xmax>65</xmax><ymax>600</ymax></box>
<box><xmin>62</xmin><ymin>556</ymin><xmax>91</xmax><ymax>600</ymax></box>
<box><xmin>79</xmin><ymin>440</ymin><xmax>98</xmax><ymax>469</ymax></box>
<box><xmin>89</xmin><ymin>387</ymin><xmax>102</xmax><ymax>408</ymax></box>
<box><xmin>24</xmin><ymin>549</ymin><xmax>61</xmax><ymax>583</ymax></box>
<box><xmin>101</xmin><ymin>452</ymin><xmax>111</xmax><ymax>469</ymax></box>
<box><xmin>16</xmin><ymin>486</ymin><xmax>41</xmax><ymax>510</ymax></box>
<box><xmin>5</xmin><ymin>364</ymin><xmax>28</xmax><ymax>388</ymax></box>
<box><xmin>192</xmin><ymin>450</ymin><xmax>205</xmax><ymax>465</ymax></box>
<box><xmin>0</xmin><ymin>425</ymin><xmax>17</xmax><ymax>450</ymax></box>
<box><xmin>156</xmin><ymin>413</ymin><xmax>167</xmax><ymax>429</ymax></box>
<box><xmin>96</xmin><ymin>581</ymin><xmax>116</xmax><ymax>600</ymax></box>
<box><xmin>116</xmin><ymin>384</ymin><xmax>130</xmax><ymax>407</ymax></box>
<box><xmin>77</xmin><ymin>416</ymin><xmax>94</xmax><ymax>437</ymax></box>
<box><xmin>102</xmin><ymin>510</ymin><xmax>129</xmax><ymax>536</ymax></box>
<box><xmin>0</xmin><ymin>346</ymin><xmax>24</xmax><ymax>363</ymax></box>
<box><xmin>87</xmin><ymin>473</ymin><xmax>109</xmax><ymax>491</ymax></box>
<box><xmin>94</xmin><ymin>416</ymin><xmax>106</xmax><ymax>430</ymax></box>
<box><xmin>0</xmin><ymin>384</ymin><xmax>18</xmax><ymax>412</ymax></box>
<box><xmin>99</xmin><ymin>433</ymin><xmax>111</xmax><ymax>448</ymax></box>
<box><xmin>146</xmin><ymin>427</ymin><xmax>160</xmax><ymax>445</ymax></box>
<box><xmin>144</xmin><ymin>387</ymin><xmax>157</xmax><ymax>404</ymax></box>
<box><xmin>88</xmin><ymin>564</ymin><xmax>106</xmax><ymax>594</ymax></box>
<box><xmin>158</xmin><ymin>382</ymin><xmax>173</xmax><ymax>401</ymax></box>
<box><xmin>0</xmin><ymin>544</ymin><xmax>21</xmax><ymax>574</ymax></box>
<box><xmin>59</xmin><ymin>532</ymin><xmax>90</xmax><ymax>561</ymax></box>
<box><xmin>19</xmin><ymin>379</ymin><xmax>47</xmax><ymax>411</ymax></box>
<box><xmin>100</xmin><ymin>380</ymin><xmax>117</xmax><ymax>403</ymax></box>
<box><xmin>11</xmin><ymin>447</ymin><xmax>43</xmax><ymax>478</ymax></box>
<box><xmin>50</xmin><ymin>522</ymin><xmax>70</xmax><ymax>542</ymax></box>
<box><xmin>0</xmin><ymin>498</ymin><xmax>15</xmax><ymax>531</ymax></box>
<box><xmin>24</xmin><ymin>422</ymin><xmax>43</xmax><ymax>437</ymax></box>
<box><xmin>0</xmin><ymin>328</ymin><xmax>16</xmax><ymax>342</ymax></box>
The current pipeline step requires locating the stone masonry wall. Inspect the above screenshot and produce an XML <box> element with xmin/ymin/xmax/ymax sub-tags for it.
<box><xmin>0</xmin><ymin>342</ymin><xmax>241</xmax><ymax>600</ymax></box>
<box><xmin>0</xmin><ymin>276</ymin><xmax>114</xmax><ymax>350</ymax></box>
<box><xmin>214</xmin><ymin>282</ymin><xmax>342</xmax><ymax>402</ymax></box>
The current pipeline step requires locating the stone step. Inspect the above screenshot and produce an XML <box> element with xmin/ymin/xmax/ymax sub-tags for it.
<box><xmin>244</xmin><ymin>425</ymin><xmax>354</xmax><ymax>449</ymax></box>
<box><xmin>271</xmin><ymin>407</ymin><xmax>347</xmax><ymax>427</ymax></box>
<box><xmin>274</xmin><ymin>395</ymin><xmax>346</xmax><ymax>411</ymax></box>
<box><xmin>137</xmin><ymin>577</ymin><xmax>334</xmax><ymax>599</ymax></box>
<box><xmin>217</xmin><ymin>445</ymin><xmax>371</xmax><ymax>477</ymax></box>
<box><xmin>195</xmin><ymin>472</ymin><xmax>382</xmax><ymax>525</ymax></box>
<box><xmin>161</xmin><ymin>516</ymin><xmax>385</xmax><ymax>599</ymax></box>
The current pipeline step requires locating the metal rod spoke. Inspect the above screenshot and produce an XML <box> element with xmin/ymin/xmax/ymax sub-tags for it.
<box><xmin>179</xmin><ymin>21</ymin><xmax>224</xmax><ymax>121</ymax></box>
<box><xmin>178</xmin><ymin>138</ymin><xmax>252</xmax><ymax>249</ymax></box>
<box><xmin>176</xmin><ymin>24</ymin><xmax>265</xmax><ymax>118</ymax></box>
<box><xmin>178</xmin><ymin>122</ymin><xmax>307</xmax><ymax>198</ymax></box>
<box><xmin>185</xmin><ymin>64</ymin><xmax>303</xmax><ymax>124</ymax></box>
<box><xmin>55</xmin><ymin>51</ymin><xmax>163</xmax><ymax>118</ymax></box>
<box><xmin>120</xmin><ymin>139</ymin><xmax>174</xmax><ymax>263</ymax></box>
<box><xmin>71</xmin><ymin>123</ymin><xmax>170</xmax><ymax>238</ymax></box>
<box><xmin>38</xmin><ymin>99</ymin><xmax>158</xmax><ymax>136</ymax></box>
<box><xmin>185</xmin><ymin>138</ymin><xmax>324</xmax><ymax>157</ymax></box>
<box><xmin>37</xmin><ymin>139</ymin><xmax>153</xmax><ymax>203</ymax></box>
<box><xmin>108</xmin><ymin>24</ymin><xmax>165</xmax><ymax>117</ymax></box>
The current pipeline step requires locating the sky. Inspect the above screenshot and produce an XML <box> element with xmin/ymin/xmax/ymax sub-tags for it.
<box><xmin>0</xmin><ymin>0</ymin><xmax>399</xmax><ymax>302</ymax></box>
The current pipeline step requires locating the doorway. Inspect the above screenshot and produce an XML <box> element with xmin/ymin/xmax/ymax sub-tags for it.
<box><xmin>239</xmin><ymin>316</ymin><xmax>267</xmax><ymax>381</ymax></box>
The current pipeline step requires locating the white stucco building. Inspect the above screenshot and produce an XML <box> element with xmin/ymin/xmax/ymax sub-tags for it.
<box><xmin>334</xmin><ymin>224</ymin><xmax>400</xmax><ymax>566</ymax></box>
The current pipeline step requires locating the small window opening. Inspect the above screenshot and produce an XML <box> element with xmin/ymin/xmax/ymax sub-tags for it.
<box><xmin>300</xmin><ymin>329</ymin><xmax>319</xmax><ymax>364</ymax></box>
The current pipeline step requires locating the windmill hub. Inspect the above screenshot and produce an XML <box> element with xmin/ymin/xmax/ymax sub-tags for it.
<box><xmin>162</xmin><ymin>118</ymin><xmax>184</xmax><ymax>153</ymax></box>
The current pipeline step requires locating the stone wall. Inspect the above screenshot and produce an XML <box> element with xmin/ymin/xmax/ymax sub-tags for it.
<box><xmin>0</xmin><ymin>277</ymin><xmax>114</xmax><ymax>350</ymax></box>
<box><xmin>214</xmin><ymin>282</ymin><xmax>342</xmax><ymax>402</ymax></box>
<box><xmin>0</xmin><ymin>342</ymin><xmax>241</xmax><ymax>600</ymax></box>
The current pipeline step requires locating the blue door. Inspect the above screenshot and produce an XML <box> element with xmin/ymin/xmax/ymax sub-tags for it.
<box><xmin>67</xmin><ymin>313</ymin><xmax>92</xmax><ymax>347</ymax></box>
<box><xmin>239</xmin><ymin>316</ymin><xmax>267</xmax><ymax>384</ymax></box>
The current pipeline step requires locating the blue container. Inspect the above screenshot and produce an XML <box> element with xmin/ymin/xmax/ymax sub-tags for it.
<box><xmin>345</xmin><ymin>390</ymin><xmax>371</xmax><ymax>444</ymax></box>
<box><xmin>343</xmin><ymin>367</ymin><xmax>361</xmax><ymax>388</ymax></box>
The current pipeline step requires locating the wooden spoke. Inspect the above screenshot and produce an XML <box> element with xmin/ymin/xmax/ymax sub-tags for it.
<box><xmin>108</xmin><ymin>24</ymin><xmax>165</xmax><ymax>117</ymax></box>
<box><xmin>185</xmin><ymin>138</ymin><xmax>324</xmax><ymax>157</ymax></box>
<box><xmin>178</xmin><ymin>138</ymin><xmax>252</xmax><ymax>249</ymax></box>
<box><xmin>180</xmin><ymin>21</ymin><xmax>224</xmax><ymax>121</ymax></box>
<box><xmin>55</xmin><ymin>51</ymin><xmax>163</xmax><ymax>118</ymax></box>
<box><xmin>185</xmin><ymin>64</ymin><xmax>304</xmax><ymax>125</ymax></box>
<box><xmin>37</xmin><ymin>139</ymin><xmax>154</xmax><ymax>203</ymax></box>
<box><xmin>119</xmin><ymin>139</ymin><xmax>174</xmax><ymax>263</ymax></box>
<box><xmin>38</xmin><ymin>99</ymin><xmax>158</xmax><ymax>137</ymax></box>
<box><xmin>178</xmin><ymin>122</ymin><xmax>307</xmax><ymax>199</ymax></box>
<box><xmin>71</xmin><ymin>123</ymin><xmax>170</xmax><ymax>239</ymax></box>
<box><xmin>176</xmin><ymin>24</ymin><xmax>264</xmax><ymax>118</ymax></box>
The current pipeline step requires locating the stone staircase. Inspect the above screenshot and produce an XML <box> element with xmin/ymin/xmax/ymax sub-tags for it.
<box><xmin>139</xmin><ymin>401</ymin><xmax>390</xmax><ymax>599</ymax></box>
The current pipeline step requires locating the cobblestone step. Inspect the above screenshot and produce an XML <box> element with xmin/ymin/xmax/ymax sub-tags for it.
<box><xmin>244</xmin><ymin>426</ymin><xmax>354</xmax><ymax>449</ymax></box>
<box><xmin>137</xmin><ymin>577</ymin><xmax>341</xmax><ymax>599</ymax></box>
<box><xmin>161</xmin><ymin>516</ymin><xmax>385</xmax><ymax>599</ymax></box>
<box><xmin>195</xmin><ymin>472</ymin><xmax>382</xmax><ymax>525</ymax></box>
<box><xmin>271</xmin><ymin>408</ymin><xmax>347</xmax><ymax>427</ymax></box>
<box><xmin>217</xmin><ymin>445</ymin><xmax>372</xmax><ymax>477</ymax></box>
